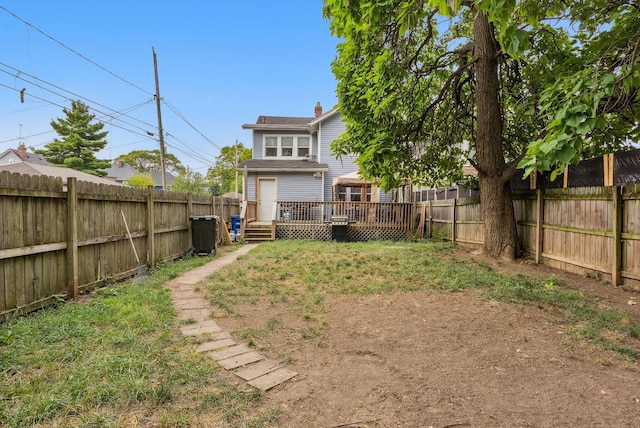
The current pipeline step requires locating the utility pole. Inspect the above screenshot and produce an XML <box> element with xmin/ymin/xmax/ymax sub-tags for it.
<box><xmin>152</xmin><ymin>47</ymin><xmax>167</xmax><ymax>190</ymax></box>
<box><xmin>235</xmin><ymin>139</ymin><xmax>239</xmax><ymax>195</ymax></box>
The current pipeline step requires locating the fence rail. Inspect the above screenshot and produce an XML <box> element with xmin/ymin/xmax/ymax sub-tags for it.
<box><xmin>275</xmin><ymin>201</ymin><xmax>414</xmax><ymax>228</ymax></box>
<box><xmin>417</xmin><ymin>185</ymin><xmax>640</xmax><ymax>289</ymax></box>
<box><xmin>0</xmin><ymin>172</ymin><xmax>240</xmax><ymax>322</ymax></box>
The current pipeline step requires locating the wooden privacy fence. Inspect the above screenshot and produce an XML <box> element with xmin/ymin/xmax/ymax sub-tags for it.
<box><xmin>417</xmin><ymin>185</ymin><xmax>640</xmax><ymax>288</ymax></box>
<box><xmin>0</xmin><ymin>172</ymin><xmax>240</xmax><ymax>322</ymax></box>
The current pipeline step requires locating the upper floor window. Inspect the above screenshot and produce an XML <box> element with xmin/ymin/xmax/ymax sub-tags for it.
<box><xmin>263</xmin><ymin>135</ymin><xmax>312</xmax><ymax>158</ymax></box>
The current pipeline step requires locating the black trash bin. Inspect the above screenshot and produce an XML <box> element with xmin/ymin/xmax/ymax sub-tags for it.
<box><xmin>190</xmin><ymin>215</ymin><xmax>219</xmax><ymax>256</ymax></box>
<box><xmin>331</xmin><ymin>215</ymin><xmax>348</xmax><ymax>242</ymax></box>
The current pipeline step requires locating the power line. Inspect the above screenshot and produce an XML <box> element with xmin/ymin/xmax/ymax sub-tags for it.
<box><xmin>0</xmin><ymin>82</ymin><xmax>154</xmax><ymax>142</ymax></box>
<box><xmin>0</xmin><ymin>62</ymin><xmax>156</xmax><ymax>130</ymax></box>
<box><xmin>162</xmin><ymin>100</ymin><xmax>223</xmax><ymax>152</ymax></box>
<box><xmin>0</xmin><ymin>5</ymin><xmax>153</xmax><ymax>96</ymax></box>
<box><xmin>0</xmin><ymin>129</ymin><xmax>53</xmax><ymax>144</ymax></box>
<box><xmin>0</xmin><ymin>74</ymin><xmax>156</xmax><ymax>139</ymax></box>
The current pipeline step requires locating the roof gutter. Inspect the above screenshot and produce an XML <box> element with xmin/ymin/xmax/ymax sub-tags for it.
<box><xmin>236</xmin><ymin>167</ymin><xmax>329</xmax><ymax>173</ymax></box>
<box><xmin>241</xmin><ymin>123</ymin><xmax>310</xmax><ymax>131</ymax></box>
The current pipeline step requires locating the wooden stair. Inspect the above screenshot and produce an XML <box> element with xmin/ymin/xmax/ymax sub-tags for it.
<box><xmin>243</xmin><ymin>223</ymin><xmax>274</xmax><ymax>242</ymax></box>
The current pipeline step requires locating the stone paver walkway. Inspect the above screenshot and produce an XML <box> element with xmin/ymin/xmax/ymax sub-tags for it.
<box><xmin>166</xmin><ymin>244</ymin><xmax>297</xmax><ymax>391</ymax></box>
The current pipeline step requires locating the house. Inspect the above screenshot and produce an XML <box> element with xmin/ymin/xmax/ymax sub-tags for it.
<box><xmin>0</xmin><ymin>144</ymin><xmax>49</xmax><ymax>166</ymax></box>
<box><xmin>105</xmin><ymin>159</ymin><xmax>176</xmax><ymax>190</ymax></box>
<box><xmin>0</xmin><ymin>161</ymin><xmax>122</xmax><ymax>190</ymax></box>
<box><xmin>241</xmin><ymin>103</ymin><xmax>390</xmax><ymax>222</ymax></box>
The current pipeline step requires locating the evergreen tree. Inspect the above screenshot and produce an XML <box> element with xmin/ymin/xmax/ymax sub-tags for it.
<box><xmin>37</xmin><ymin>100</ymin><xmax>111</xmax><ymax>176</ymax></box>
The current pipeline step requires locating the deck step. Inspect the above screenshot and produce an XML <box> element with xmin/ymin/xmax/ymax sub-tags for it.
<box><xmin>243</xmin><ymin>228</ymin><xmax>274</xmax><ymax>242</ymax></box>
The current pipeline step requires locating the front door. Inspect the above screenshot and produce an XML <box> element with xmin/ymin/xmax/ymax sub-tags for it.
<box><xmin>258</xmin><ymin>178</ymin><xmax>276</xmax><ymax>221</ymax></box>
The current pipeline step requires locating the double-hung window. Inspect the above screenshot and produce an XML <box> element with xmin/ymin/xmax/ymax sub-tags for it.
<box><xmin>263</xmin><ymin>135</ymin><xmax>312</xmax><ymax>158</ymax></box>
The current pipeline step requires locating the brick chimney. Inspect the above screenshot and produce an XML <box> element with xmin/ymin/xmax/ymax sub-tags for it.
<box><xmin>17</xmin><ymin>143</ymin><xmax>27</xmax><ymax>160</ymax></box>
<box><xmin>314</xmin><ymin>102</ymin><xmax>323</xmax><ymax>118</ymax></box>
<box><xmin>118</xmin><ymin>159</ymin><xmax>124</xmax><ymax>167</ymax></box>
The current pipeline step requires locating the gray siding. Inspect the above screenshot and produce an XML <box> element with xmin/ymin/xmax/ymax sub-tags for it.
<box><xmin>246</xmin><ymin>172</ymin><xmax>256</xmax><ymax>200</ymax></box>
<box><xmin>252</xmin><ymin>129</ymin><xmax>314</xmax><ymax>159</ymax></box>
<box><xmin>274</xmin><ymin>173</ymin><xmax>323</xmax><ymax>201</ymax></box>
<box><xmin>318</xmin><ymin>114</ymin><xmax>358</xmax><ymax>201</ymax></box>
<box><xmin>245</xmin><ymin>171</ymin><xmax>323</xmax><ymax>202</ymax></box>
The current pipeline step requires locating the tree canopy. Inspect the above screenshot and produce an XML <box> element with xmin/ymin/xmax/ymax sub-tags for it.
<box><xmin>37</xmin><ymin>100</ymin><xmax>111</xmax><ymax>176</ymax></box>
<box><xmin>117</xmin><ymin>149</ymin><xmax>185</xmax><ymax>175</ymax></box>
<box><xmin>169</xmin><ymin>167</ymin><xmax>211</xmax><ymax>195</ymax></box>
<box><xmin>126</xmin><ymin>173</ymin><xmax>156</xmax><ymax>189</ymax></box>
<box><xmin>323</xmin><ymin>0</ymin><xmax>639</xmax><ymax>258</ymax></box>
<box><xmin>206</xmin><ymin>143</ymin><xmax>252</xmax><ymax>195</ymax></box>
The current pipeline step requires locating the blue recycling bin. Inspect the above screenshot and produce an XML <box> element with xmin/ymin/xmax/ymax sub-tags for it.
<box><xmin>231</xmin><ymin>215</ymin><xmax>241</xmax><ymax>233</ymax></box>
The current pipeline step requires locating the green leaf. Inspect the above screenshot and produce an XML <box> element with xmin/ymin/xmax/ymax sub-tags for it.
<box><xmin>556</xmin><ymin>144</ymin><xmax>576</xmax><ymax>164</ymax></box>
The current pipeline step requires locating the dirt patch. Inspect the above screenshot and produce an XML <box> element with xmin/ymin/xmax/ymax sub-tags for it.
<box><xmin>215</xmin><ymin>248</ymin><xmax>640</xmax><ymax>427</ymax></box>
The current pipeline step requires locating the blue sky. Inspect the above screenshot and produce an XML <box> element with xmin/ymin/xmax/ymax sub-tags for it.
<box><xmin>0</xmin><ymin>1</ymin><xmax>339</xmax><ymax>173</ymax></box>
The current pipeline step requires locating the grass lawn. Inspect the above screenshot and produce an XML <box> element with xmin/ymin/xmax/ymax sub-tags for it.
<box><xmin>1</xmin><ymin>240</ymin><xmax>638</xmax><ymax>427</ymax></box>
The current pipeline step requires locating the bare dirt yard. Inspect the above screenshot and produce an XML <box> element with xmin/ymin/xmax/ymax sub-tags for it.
<box><xmin>215</xmin><ymin>247</ymin><xmax>640</xmax><ymax>427</ymax></box>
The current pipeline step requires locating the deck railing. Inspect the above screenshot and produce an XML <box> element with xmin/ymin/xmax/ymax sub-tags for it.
<box><xmin>275</xmin><ymin>201</ymin><xmax>414</xmax><ymax>229</ymax></box>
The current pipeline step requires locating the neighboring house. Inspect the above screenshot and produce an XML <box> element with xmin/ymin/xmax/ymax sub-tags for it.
<box><xmin>105</xmin><ymin>160</ymin><xmax>176</xmax><ymax>190</ymax></box>
<box><xmin>0</xmin><ymin>162</ymin><xmax>122</xmax><ymax>190</ymax></box>
<box><xmin>0</xmin><ymin>144</ymin><xmax>49</xmax><ymax>166</ymax></box>
<box><xmin>241</xmin><ymin>103</ymin><xmax>391</xmax><ymax>221</ymax></box>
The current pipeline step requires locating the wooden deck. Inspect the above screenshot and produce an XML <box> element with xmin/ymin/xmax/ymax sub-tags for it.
<box><xmin>241</xmin><ymin>201</ymin><xmax>416</xmax><ymax>242</ymax></box>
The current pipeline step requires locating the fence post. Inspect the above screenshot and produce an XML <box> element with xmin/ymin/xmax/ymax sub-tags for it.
<box><xmin>66</xmin><ymin>177</ymin><xmax>78</xmax><ymax>300</ymax></box>
<box><xmin>187</xmin><ymin>193</ymin><xmax>193</xmax><ymax>254</ymax></box>
<box><xmin>451</xmin><ymin>199</ymin><xmax>457</xmax><ymax>242</ymax></box>
<box><xmin>428</xmin><ymin>200</ymin><xmax>432</xmax><ymax>238</ymax></box>
<box><xmin>612</xmin><ymin>186</ymin><xmax>622</xmax><ymax>286</ymax></box>
<box><xmin>535</xmin><ymin>188</ymin><xmax>544</xmax><ymax>264</ymax></box>
<box><xmin>147</xmin><ymin>186</ymin><xmax>156</xmax><ymax>268</ymax></box>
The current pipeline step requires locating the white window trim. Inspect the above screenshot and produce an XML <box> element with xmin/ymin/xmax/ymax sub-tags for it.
<box><xmin>262</xmin><ymin>135</ymin><xmax>312</xmax><ymax>159</ymax></box>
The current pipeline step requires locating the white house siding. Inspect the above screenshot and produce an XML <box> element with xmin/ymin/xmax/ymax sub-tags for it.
<box><xmin>0</xmin><ymin>152</ymin><xmax>22</xmax><ymax>166</ymax></box>
<box><xmin>317</xmin><ymin>113</ymin><xmax>358</xmax><ymax>201</ymax></box>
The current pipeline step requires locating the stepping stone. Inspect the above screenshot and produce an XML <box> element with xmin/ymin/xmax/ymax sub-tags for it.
<box><xmin>208</xmin><ymin>344</ymin><xmax>251</xmax><ymax>361</ymax></box>
<box><xmin>217</xmin><ymin>352</ymin><xmax>265</xmax><ymax>370</ymax></box>
<box><xmin>181</xmin><ymin>320</ymin><xmax>221</xmax><ymax>336</ymax></box>
<box><xmin>248</xmin><ymin>368</ymin><xmax>298</xmax><ymax>391</ymax></box>
<box><xmin>196</xmin><ymin>338</ymin><xmax>236</xmax><ymax>353</ymax></box>
<box><xmin>173</xmin><ymin>298</ymin><xmax>208</xmax><ymax>309</ymax></box>
<box><xmin>178</xmin><ymin>308</ymin><xmax>211</xmax><ymax>321</ymax></box>
<box><xmin>235</xmin><ymin>359</ymin><xmax>281</xmax><ymax>381</ymax></box>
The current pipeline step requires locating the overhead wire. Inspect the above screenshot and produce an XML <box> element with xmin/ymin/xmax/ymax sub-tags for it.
<box><xmin>1</xmin><ymin>6</ymin><xmax>222</xmax><ymax>168</ymax></box>
<box><xmin>0</xmin><ymin>83</ymin><xmax>154</xmax><ymax>141</ymax></box>
<box><xmin>0</xmin><ymin>62</ymin><xmax>157</xmax><ymax>130</ymax></box>
<box><xmin>162</xmin><ymin>100</ymin><xmax>223</xmax><ymax>152</ymax></box>
<box><xmin>0</xmin><ymin>5</ymin><xmax>153</xmax><ymax>97</ymax></box>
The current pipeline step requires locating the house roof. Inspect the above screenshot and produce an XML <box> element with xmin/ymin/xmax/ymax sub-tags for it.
<box><xmin>332</xmin><ymin>170</ymin><xmax>372</xmax><ymax>186</ymax></box>
<box><xmin>0</xmin><ymin>148</ymin><xmax>49</xmax><ymax>165</ymax></box>
<box><xmin>105</xmin><ymin>161</ymin><xmax>138</xmax><ymax>181</ymax></box>
<box><xmin>308</xmin><ymin>108</ymin><xmax>341</xmax><ymax>131</ymax></box>
<box><xmin>104</xmin><ymin>161</ymin><xmax>176</xmax><ymax>188</ymax></box>
<box><xmin>0</xmin><ymin>162</ymin><xmax>122</xmax><ymax>187</ymax></box>
<box><xmin>149</xmin><ymin>171</ymin><xmax>176</xmax><ymax>187</ymax></box>
<box><xmin>238</xmin><ymin>159</ymin><xmax>329</xmax><ymax>172</ymax></box>
<box><xmin>241</xmin><ymin>115</ymin><xmax>315</xmax><ymax>131</ymax></box>
<box><xmin>241</xmin><ymin>109</ymin><xmax>341</xmax><ymax>133</ymax></box>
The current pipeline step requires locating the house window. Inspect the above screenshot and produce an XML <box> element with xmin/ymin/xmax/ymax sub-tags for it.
<box><xmin>265</xmin><ymin>136</ymin><xmax>278</xmax><ymax>157</ymax></box>
<box><xmin>263</xmin><ymin>135</ymin><xmax>312</xmax><ymax>158</ymax></box>
<box><xmin>298</xmin><ymin>137</ymin><xmax>310</xmax><ymax>157</ymax></box>
<box><xmin>281</xmin><ymin>137</ymin><xmax>294</xmax><ymax>157</ymax></box>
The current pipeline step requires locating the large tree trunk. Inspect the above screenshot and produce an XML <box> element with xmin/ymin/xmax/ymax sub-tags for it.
<box><xmin>473</xmin><ymin>12</ymin><xmax>519</xmax><ymax>260</ymax></box>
